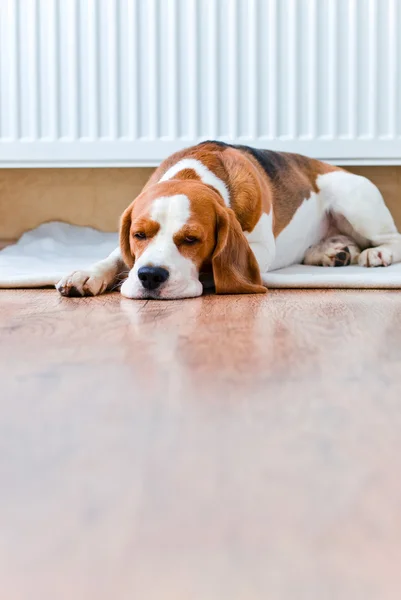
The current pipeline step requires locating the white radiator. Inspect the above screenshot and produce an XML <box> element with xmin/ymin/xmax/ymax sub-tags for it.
<box><xmin>0</xmin><ymin>0</ymin><xmax>400</xmax><ymax>167</ymax></box>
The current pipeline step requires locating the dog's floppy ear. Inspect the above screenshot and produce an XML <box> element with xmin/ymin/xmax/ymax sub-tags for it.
<box><xmin>212</xmin><ymin>205</ymin><xmax>266</xmax><ymax>294</ymax></box>
<box><xmin>119</xmin><ymin>203</ymin><xmax>135</xmax><ymax>268</ymax></box>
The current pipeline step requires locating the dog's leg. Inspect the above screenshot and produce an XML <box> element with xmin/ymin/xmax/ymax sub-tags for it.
<box><xmin>246</xmin><ymin>213</ymin><xmax>276</xmax><ymax>277</ymax></box>
<box><xmin>319</xmin><ymin>171</ymin><xmax>401</xmax><ymax>268</ymax></box>
<box><xmin>56</xmin><ymin>248</ymin><xmax>127</xmax><ymax>297</ymax></box>
<box><xmin>303</xmin><ymin>235</ymin><xmax>361</xmax><ymax>267</ymax></box>
<box><xmin>248</xmin><ymin>241</ymin><xmax>275</xmax><ymax>272</ymax></box>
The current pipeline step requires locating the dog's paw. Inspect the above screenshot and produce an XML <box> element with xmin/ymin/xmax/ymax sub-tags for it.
<box><xmin>358</xmin><ymin>247</ymin><xmax>393</xmax><ymax>268</ymax></box>
<box><xmin>56</xmin><ymin>270</ymin><xmax>108</xmax><ymax>297</ymax></box>
<box><xmin>324</xmin><ymin>244</ymin><xmax>352</xmax><ymax>267</ymax></box>
<box><xmin>304</xmin><ymin>236</ymin><xmax>359</xmax><ymax>267</ymax></box>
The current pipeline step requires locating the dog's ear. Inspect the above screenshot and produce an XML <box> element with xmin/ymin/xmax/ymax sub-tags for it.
<box><xmin>212</xmin><ymin>205</ymin><xmax>266</xmax><ymax>294</ymax></box>
<box><xmin>119</xmin><ymin>203</ymin><xmax>135</xmax><ymax>268</ymax></box>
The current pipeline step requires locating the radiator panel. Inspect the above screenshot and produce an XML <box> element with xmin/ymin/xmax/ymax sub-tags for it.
<box><xmin>0</xmin><ymin>0</ymin><xmax>400</xmax><ymax>166</ymax></box>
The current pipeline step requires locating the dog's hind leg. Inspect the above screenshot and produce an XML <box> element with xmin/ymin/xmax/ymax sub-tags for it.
<box><xmin>318</xmin><ymin>170</ymin><xmax>401</xmax><ymax>267</ymax></box>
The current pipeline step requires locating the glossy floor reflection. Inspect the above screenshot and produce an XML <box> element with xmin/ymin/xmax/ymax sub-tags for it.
<box><xmin>1</xmin><ymin>289</ymin><xmax>401</xmax><ymax>600</ymax></box>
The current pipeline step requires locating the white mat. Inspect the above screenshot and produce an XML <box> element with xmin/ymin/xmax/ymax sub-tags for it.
<box><xmin>0</xmin><ymin>223</ymin><xmax>118</xmax><ymax>288</ymax></box>
<box><xmin>2</xmin><ymin>222</ymin><xmax>401</xmax><ymax>289</ymax></box>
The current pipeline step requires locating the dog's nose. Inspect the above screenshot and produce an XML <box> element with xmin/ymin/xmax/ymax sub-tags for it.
<box><xmin>137</xmin><ymin>266</ymin><xmax>169</xmax><ymax>291</ymax></box>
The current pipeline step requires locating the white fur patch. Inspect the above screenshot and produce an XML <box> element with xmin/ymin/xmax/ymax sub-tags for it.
<box><xmin>270</xmin><ymin>191</ymin><xmax>328</xmax><ymax>271</ymax></box>
<box><xmin>245</xmin><ymin>211</ymin><xmax>276</xmax><ymax>272</ymax></box>
<box><xmin>160</xmin><ymin>158</ymin><xmax>230</xmax><ymax>207</ymax></box>
<box><xmin>317</xmin><ymin>170</ymin><xmax>397</xmax><ymax>243</ymax></box>
<box><xmin>120</xmin><ymin>194</ymin><xmax>203</xmax><ymax>299</ymax></box>
<box><xmin>150</xmin><ymin>194</ymin><xmax>190</xmax><ymax>235</ymax></box>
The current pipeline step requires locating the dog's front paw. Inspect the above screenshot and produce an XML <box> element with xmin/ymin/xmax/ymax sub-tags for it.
<box><xmin>56</xmin><ymin>270</ymin><xmax>108</xmax><ymax>297</ymax></box>
<box><xmin>358</xmin><ymin>247</ymin><xmax>393</xmax><ymax>267</ymax></box>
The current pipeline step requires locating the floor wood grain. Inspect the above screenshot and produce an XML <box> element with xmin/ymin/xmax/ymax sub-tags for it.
<box><xmin>1</xmin><ymin>289</ymin><xmax>401</xmax><ymax>600</ymax></box>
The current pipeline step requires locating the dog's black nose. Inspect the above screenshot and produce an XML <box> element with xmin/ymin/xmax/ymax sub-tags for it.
<box><xmin>137</xmin><ymin>266</ymin><xmax>169</xmax><ymax>291</ymax></box>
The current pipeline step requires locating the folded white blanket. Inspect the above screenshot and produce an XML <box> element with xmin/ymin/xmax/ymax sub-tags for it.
<box><xmin>2</xmin><ymin>222</ymin><xmax>401</xmax><ymax>289</ymax></box>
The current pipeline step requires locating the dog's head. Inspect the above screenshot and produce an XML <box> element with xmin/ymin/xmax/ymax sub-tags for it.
<box><xmin>119</xmin><ymin>180</ymin><xmax>266</xmax><ymax>299</ymax></box>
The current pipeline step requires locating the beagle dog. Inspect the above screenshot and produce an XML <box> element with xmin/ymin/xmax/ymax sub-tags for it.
<box><xmin>57</xmin><ymin>141</ymin><xmax>401</xmax><ymax>299</ymax></box>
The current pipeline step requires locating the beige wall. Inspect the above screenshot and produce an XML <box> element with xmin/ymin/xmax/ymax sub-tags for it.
<box><xmin>0</xmin><ymin>167</ymin><xmax>155</xmax><ymax>242</ymax></box>
<box><xmin>0</xmin><ymin>166</ymin><xmax>400</xmax><ymax>242</ymax></box>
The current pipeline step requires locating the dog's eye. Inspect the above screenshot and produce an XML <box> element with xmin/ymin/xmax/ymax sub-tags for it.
<box><xmin>183</xmin><ymin>236</ymin><xmax>199</xmax><ymax>245</ymax></box>
<box><xmin>134</xmin><ymin>232</ymin><xmax>147</xmax><ymax>240</ymax></box>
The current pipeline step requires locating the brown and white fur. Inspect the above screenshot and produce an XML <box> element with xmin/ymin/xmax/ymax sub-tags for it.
<box><xmin>57</xmin><ymin>141</ymin><xmax>401</xmax><ymax>299</ymax></box>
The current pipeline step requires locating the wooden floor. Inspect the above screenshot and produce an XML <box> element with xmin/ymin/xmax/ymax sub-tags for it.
<box><xmin>2</xmin><ymin>289</ymin><xmax>401</xmax><ymax>600</ymax></box>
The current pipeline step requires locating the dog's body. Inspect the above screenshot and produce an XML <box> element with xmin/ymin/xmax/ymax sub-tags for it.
<box><xmin>57</xmin><ymin>141</ymin><xmax>401</xmax><ymax>299</ymax></box>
